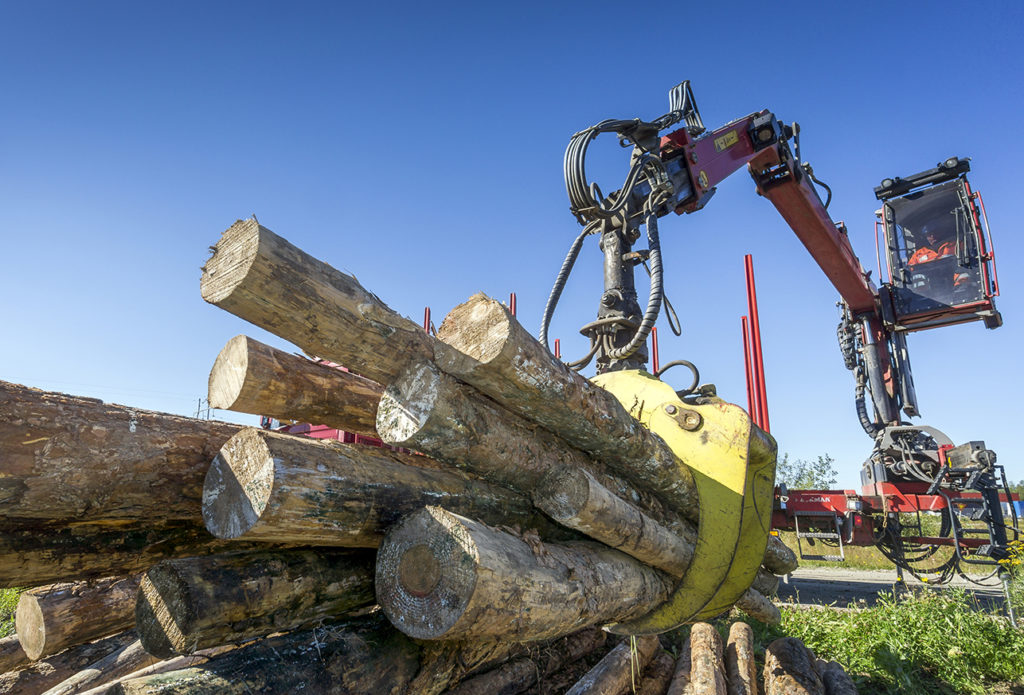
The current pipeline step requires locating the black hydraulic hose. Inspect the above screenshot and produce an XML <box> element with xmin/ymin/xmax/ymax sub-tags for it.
<box><xmin>855</xmin><ymin>368</ymin><xmax>882</xmax><ymax>437</ymax></box>
<box><xmin>539</xmin><ymin>222</ymin><xmax>599</xmax><ymax>350</ymax></box>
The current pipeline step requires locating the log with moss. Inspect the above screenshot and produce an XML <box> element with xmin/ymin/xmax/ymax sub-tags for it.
<box><xmin>135</xmin><ymin>549</ymin><xmax>375</xmax><ymax>657</ymax></box>
<box><xmin>208</xmin><ymin>335</ymin><xmax>382</xmax><ymax>438</ymax></box>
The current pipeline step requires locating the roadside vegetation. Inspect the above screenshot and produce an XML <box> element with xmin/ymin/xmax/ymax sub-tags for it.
<box><xmin>0</xmin><ymin>588</ymin><xmax>18</xmax><ymax>638</ymax></box>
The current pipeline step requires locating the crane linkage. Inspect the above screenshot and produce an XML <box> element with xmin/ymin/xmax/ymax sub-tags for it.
<box><xmin>544</xmin><ymin>80</ymin><xmax>1018</xmax><ymax>592</ymax></box>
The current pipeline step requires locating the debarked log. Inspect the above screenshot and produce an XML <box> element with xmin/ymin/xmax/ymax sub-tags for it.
<box><xmin>637</xmin><ymin>651</ymin><xmax>676</xmax><ymax>695</ymax></box>
<box><xmin>376</xmin><ymin>506</ymin><xmax>673</xmax><ymax>642</ymax></box>
<box><xmin>112</xmin><ymin>616</ymin><xmax>420</xmax><ymax>695</ymax></box>
<box><xmin>39</xmin><ymin>639</ymin><xmax>162</xmax><ymax>695</ymax></box>
<box><xmin>688</xmin><ymin>622</ymin><xmax>727</xmax><ymax>695</ymax></box>
<box><xmin>135</xmin><ymin>548</ymin><xmax>375</xmax><ymax>658</ymax></box>
<box><xmin>0</xmin><ymin>381</ymin><xmax>238</xmax><ymax>524</ymax></box>
<box><xmin>725</xmin><ymin>622</ymin><xmax>758</xmax><ymax>695</ymax></box>
<box><xmin>200</xmin><ymin>219</ymin><xmax>434</xmax><ymax>386</ymax></box>
<box><xmin>0</xmin><ymin>520</ymin><xmax>287</xmax><ymax>590</ymax></box>
<box><xmin>0</xmin><ymin>630</ymin><xmax>136</xmax><ymax>695</ymax></box>
<box><xmin>208</xmin><ymin>335</ymin><xmax>382</xmax><ymax>438</ymax></box>
<box><xmin>70</xmin><ymin>646</ymin><xmax>237</xmax><ymax>695</ymax></box>
<box><xmin>435</xmin><ymin>294</ymin><xmax>699</xmax><ymax>514</ymax></box>
<box><xmin>202</xmin><ymin>427</ymin><xmax>565</xmax><ymax>546</ymax></box>
<box><xmin>16</xmin><ymin>575</ymin><xmax>141</xmax><ymax>660</ymax></box>
<box><xmin>734</xmin><ymin>587</ymin><xmax>782</xmax><ymax>625</ymax></box>
<box><xmin>564</xmin><ymin>635</ymin><xmax>661</xmax><ymax>695</ymax></box>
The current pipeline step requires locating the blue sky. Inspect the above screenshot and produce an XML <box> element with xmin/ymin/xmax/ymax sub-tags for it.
<box><xmin>2</xmin><ymin>2</ymin><xmax>1021</xmax><ymax>487</ymax></box>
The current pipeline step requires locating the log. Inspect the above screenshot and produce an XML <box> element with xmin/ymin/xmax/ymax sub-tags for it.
<box><xmin>435</xmin><ymin>294</ymin><xmax>699</xmax><ymax>514</ymax></box>
<box><xmin>208</xmin><ymin>335</ymin><xmax>382</xmax><ymax>438</ymax></box>
<box><xmin>202</xmin><ymin>427</ymin><xmax>563</xmax><ymax>545</ymax></box>
<box><xmin>564</xmin><ymin>635</ymin><xmax>661</xmax><ymax>695</ymax></box>
<box><xmin>16</xmin><ymin>575</ymin><xmax>141</xmax><ymax>660</ymax></box>
<box><xmin>0</xmin><ymin>520</ymin><xmax>286</xmax><ymax>590</ymax></box>
<box><xmin>637</xmin><ymin>651</ymin><xmax>676</xmax><ymax>695</ymax></box>
<box><xmin>752</xmin><ymin>567</ymin><xmax>781</xmax><ymax>597</ymax></box>
<box><xmin>376</xmin><ymin>507</ymin><xmax>672</xmax><ymax>642</ymax></box>
<box><xmin>725</xmin><ymin>622</ymin><xmax>759</xmax><ymax>695</ymax></box>
<box><xmin>200</xmin><ymin>219</ymin><xmax>434</xmax><ymax>386</ymax></box>
<box><xmin>442</xmin><ymin>628</ymin><xmax>607</xmax><ymax>695</ymax></box>
<box><xmin>72</xmin><ymin>646</ymin><xmax>237</xmax><ymax>695</ymax></box>
<box><xmin>814</xmin><ymin>660</ymin><xmax>857</xmax><ymax>695</ymax></box>
<box><xmin>734</xmin><ymin>587</ymin><xmax>781</xmax><ymax>625</ymax></box>
<box><xmin>135</xmin><ymin>548</ymin><xmax>375</xmax><ymax>657</ymax></box>
<box><xmin>0</xmin><ymin>635</ymin><xmax>29</xmax><ymax>675</ymax></box>
<box><xmin>764</xmin><ymin>536</ymin><xmax>799</xmax><ymax>575</ymax></box>
<box><xmin>112</xmin><ymin>616</ymin><xmax>422</xmax><ymax>695</ymax></box>
<box><xmin>689</xmin><ymin>622</ymin><xmax>727</xmax><ymax>695</ymax></box>
<box><xmin>0</xmin><ymin>630</ymin><xmax>136</xmax><ymax>695</ymax></box>
<box><xmin>0</xmin><ymin>381</ymin><xmax>238</xmax><ymax>524</ymax></box>
<box><xmin>533</xmin><ymin>465</ymin><xmax>695</xmax><ymax>576</ymax></box>
<box><xmin>39</xmin><ymin>639</ymin><xmax>160</xmax><ymax>695</ymax></box>
<box><xmin>763</xmin><ymin>638</ymin><xmax>824</xmax><ymax>695</ymax></box>
<box><xmin>666</xmin><ymin>638</ymin><xmax>691</xmax><ymax>695</ymax></box>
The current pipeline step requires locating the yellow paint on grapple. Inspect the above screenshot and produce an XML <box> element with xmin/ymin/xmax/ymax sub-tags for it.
<box><xmin>590</xmin><ymin>370</ymin><xmax>776</xmax><ymax>634</ymax></box>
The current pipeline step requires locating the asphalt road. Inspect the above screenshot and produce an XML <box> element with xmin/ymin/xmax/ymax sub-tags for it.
<box><xmin>776</xmin><ymin>566</ymin><xmax>1007</xmax><ymax>609</ymax></box>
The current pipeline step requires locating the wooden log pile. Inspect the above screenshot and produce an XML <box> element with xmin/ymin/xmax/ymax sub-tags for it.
<box><xmin>0</xmin><ymin>218</ymin><xmax>834</xmax><ymax>693</ymax></box>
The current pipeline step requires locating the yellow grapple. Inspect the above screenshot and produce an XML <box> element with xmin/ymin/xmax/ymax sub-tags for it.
<box><xmin>590</xmin><ymin>369</ymin><xmax>777</xmax><ymax>634</ymax></box>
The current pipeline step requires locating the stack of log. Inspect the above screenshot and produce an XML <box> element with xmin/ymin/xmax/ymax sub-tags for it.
<box><xmin>0</xmin><ymin>217</ymin><xmax>834</xmax><ymax>694</ymax></box>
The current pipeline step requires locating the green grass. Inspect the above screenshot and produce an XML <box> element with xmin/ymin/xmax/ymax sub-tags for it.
<box><xmin>0</xmin><ymin>588</ymin><xmax>19</xmax><ymax>638</ymax></box>
<box><xmin>746</xmin><ymin>589</ymin><xmax>1024</xmax><ymax>695</ymax></box>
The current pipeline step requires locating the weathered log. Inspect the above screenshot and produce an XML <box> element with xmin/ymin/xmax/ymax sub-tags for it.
<box><xmin>200</xmin><ymin>219</ymin><xmax>434</xmax><ymax>386</ymax></box>
<box><xmin>442</xmin><ymin>628</ymin><xmax>607</xmax><ymax>695</ymax></box>
<box><xmin>734</xmin><ymin>587</ymin><xmax>782</xmax><ymax>625</ymax></box>
<box><xmin>637</xmin><ymin>651</ymin><xmax>676</xmax><ymax>695</ymax></box>
<box><xmin>666</xmin><ymin>637</ymin><xmax>692</xmax><ymax>695</ymax></box>
<box><xmin>564</xmin><ymin>635</ymin><xmax>661</xmax><ymax>695</ymax></box>
<box><xmin>0</xmin><ymin>381</ymin><xmax>238</xmax><ymax>524</ymax></box>
<box><xmin>16</xmin><ymin>575</ymin><xmax>141</xmax><ymax>660</ymax></box>
<box><xmin>435</xmin><ymin>294</ymin><xmax>699</xmax><ymax>514</ymax></box>
<box><xmin>0</xmin><ymin>635</ymin><xmax>29</xmax><ymax>675</ymax></box>
<box><xmin>814</xmin><ymin>660</ymin><xmax>857</xmax><ymax>695</ymax></box>
<box><xmin>0</xmin><ymin>630</ymin><xmax>136</xmax><ymax>695</ymax></box>
<box><xmin>112</xmin><ymin>616</ymin><xmax>421</xmax><ymax>695</ymax></box>
<box><xmin>73</xmin><ymin>646</ymin><xmax>237</xmax><ymax>695</ymax></box>
<box><xmin>725</xmin><ymin>622</ymin><xmax>759</xmax><ymax>695</ymax></box>
<box><xmin>376</xmin><ymin>507</ymin><xmax>672</xmax><ymax>642</ymax></box>
<box><xmin>208</xmin><ymin>335</ymin><xmax>382</xmax><ymax>438</ymax></box>
<box><xmin>533</xmin><ymin>465</ymin><xmax>695</xmax><ymax>576</ymax></box>
<box><xmin>136</xmin><ymin>548</ymin><xmax>375</xmax><ymax>657</ymax></box>
<box><xmin>763</xmin><ymin>637</ymin><xmax>824</xmax><ymax>695</ymax></box>
<box><xmin>752</xmin><ymin>567</ymin><xmax>781</xmax><ymax>597</ymax></box>
<box><xmin>39</xmin><ymin>639</ymin><xmax>160</xmax><ymax>695</ymax></box>
<box><xmin>764</xmin><ymin>536</ymin><xmax>799</xmax><ymax>575</ymax></box>
<box><xmin>689</xmin><ymin>622</ymin><xmax>727</xmax><ymax>695</ymax></box>
<box><xmin>202</xmin><ymin>427</ymin><xmax>563</xmax><ymax>545</ymax></box>
<box><xmin>0</xmin><ymin>520</ymin><xmax>284</xmax><ymax>590</ymax></box>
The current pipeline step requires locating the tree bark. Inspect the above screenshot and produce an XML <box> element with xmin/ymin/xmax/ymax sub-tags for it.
<box><xmin>202</xmin><ymin>427</ymin><xmax>563</xmax><ymax>546</ymax></box>
<box><xmin>666</xmin><ymin>639</ymin><xmax>691</xmax><ymax>695</ymax></box>
<box><xmin>637</xmin><ymin>651</ymin><xmax>676</xmax><ymax>695</ymax></box>
<box><xmin>689</xmin><ymin>622</ymin><xmax>727</xmax><ymax>695</ymax></box>
<box><xmin>752</xmin><ymin>568</ymin><xmax>781</xmax><ymax>597</ymax></box>
<box><xmin>72</xmin><ymin>647</ymin><xmax>236</xmax><ymax>695</ymax></box>
<box><xmin>435</xmin><ymin>294</ymin><xmax>699</xmax><ymax>514</ymax></box>
<box><xmin>725</xmin><ymin>621</ymin><xmax>759</xmax><ymax>695</ymax></box>
<box><xmin>814</xmin><ymin>660</ymin><xmax>857</xmax><ymax>695</ymax></box>
<box><xmin>564</xmin><ymin>635</ymin><xmax>661</xmax><ymax>695</ymax></box>
<box><xmin>0</xmin><ymin>635</ymin><xmax>28</xmax><ymax>676</ymax></box>
<box><xmin>112</xmin><ymin>616</ymin><xmax>421</xmax><ymax>695</ymax></box>
<box><xmin>135</xmin><ymin>549</ymin><xmax>375</xmax><ymax>657</ymax></box>
<box><xmin>38</xmin><ymin>639</ymin><xmax>160</xmax><ymax>695</ymax></box>
<box><xmin>16</xmin><ymin>575</ymin><xmax>141</xmax><ymax>660</ymax></box>
<box><xmin>207</xmin><ymin>335</ymin><xmax>382</xmax><ymax>438</ymax></box>
<box><xmin>763</xmin><ymin>537</ymin><xmax>799</xmax><ymax>576</ymax></box>
<box><xmin>0</xmin><ymin>520</ymin><xmax>284</xmax><ymax>590</ymax></box>
<box><xmin>763</xmin><ymin>638</ymin><xmax>824</xmax><ymax>695</ymax></box>
<box><xmin>734</xmin><ymin>588</ymin><xmax>781</xmax><ymax>625</ymax></box>
<box><xmin>532</xmin><ymin>465</ymin><xmax>695</xmax><ymax>576</ymax></box>
<box><xmin>0</xmin><ymin>630</ymin><xmax>136</xmax><ymax>695</ymax></box>
<box><xmin>376</xmin><ymin>507</ymin><xmax>672</xmax><ymax>642</ymax></box>
<box><xmin>0</xmin><ymin>381</ymin><xmax>238</xmax><ymax>524</ymax></box>
<box><xmin>200</xmin><ymin>219</ymin><xmax>434</xmax><ymax>386</ymax></box>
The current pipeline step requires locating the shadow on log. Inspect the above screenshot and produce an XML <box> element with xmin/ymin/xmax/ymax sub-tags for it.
<box><xmin>0</xmin><ymin>630</ymin><xmax>136</xmax><ymax>695</ymax></box>
<box><xmin>565</xmin><ymin>635</ymin><xmax>661</xmax><ymax>695</ymax></box>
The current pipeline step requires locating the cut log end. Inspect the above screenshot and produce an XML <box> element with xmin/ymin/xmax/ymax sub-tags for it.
<box><xmin>376</xmin><ymin>361</ymin><xmax>440</xmax><ymax>444</ymax></box>
<box><xmin>136</xmin><ymin>565</ymin><xmax>194</xmax><ymax>659</ymax></box>
<box><xmin>202</xmin><ymin>429</ymin><xmax>274</xmax><ymax>540</ymax></box>
<box><xmin>207</xmin><ymin>334</ymin><xmax>252</xmax><ymax>411</ymax></box>
<box><xmin>14</xmin><ymin>592</ymin><xmax>45</xmax><ymax>660</ymax></box>
<box><xmin>435</xmin><ymin>294</ymin><xmax>513</xmax><ymax>368</ymax></box>
<box><xmin>199</xmin><ymin>218</ymin><xmax>262</xmax><ymax>305</ymax></box>
<box><xmin>375</xmin><ymin>507</ymin><xmax>477</xmax><ymax>640</ymax></box>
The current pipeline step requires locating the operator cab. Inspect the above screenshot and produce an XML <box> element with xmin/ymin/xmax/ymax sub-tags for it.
<box><xmin>876</xmin><ymin>157</ymin><xmax>1001</xmax><ymax>332</ymax></box>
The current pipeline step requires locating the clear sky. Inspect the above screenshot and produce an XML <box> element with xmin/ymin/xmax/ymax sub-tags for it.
<box><xmin>2</xmin><ymin>2</ymin><xmax>1021</xmax><ymax>487</ymax></box>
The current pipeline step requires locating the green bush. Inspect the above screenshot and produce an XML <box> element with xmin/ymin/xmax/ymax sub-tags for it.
<box><xmin>0</xmin><ymin>588</ymin><xmax>19</xmax><ymax>638</ymax></box>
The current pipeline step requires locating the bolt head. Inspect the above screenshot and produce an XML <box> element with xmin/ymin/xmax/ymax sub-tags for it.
<box><xmin>665</xmin><ymin>404</ymin><xmax>678</xmax><ymax>415</ymax></box>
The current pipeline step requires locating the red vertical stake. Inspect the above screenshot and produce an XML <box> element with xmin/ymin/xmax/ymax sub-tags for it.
<box><xmin>423</xmin><ymin>307</ymin><xmax>431</xmax><ymax>333</ymax></box>
<box><xmin>744</xmin><ymin>255</ymin><xmax>770</xmax><ymax>432</ymax></box>
<box><xmin>554</xmin><ymin>338</ymin><xmax>561</xmax><ymax>359</ymax></box>
<box><xmin>651</xmin><ymin>326</ymin><xmax>660</xmax><ymax>375</ymax></box>
<box><xmin>509</xmin><ymin>292</ymin><xmax>517</xmax><ymax>317</ymax></box>
<box><xmin>741</xmin><ymin>316</ymin><xmax>759</xmax><ymax>424</ymax></box>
